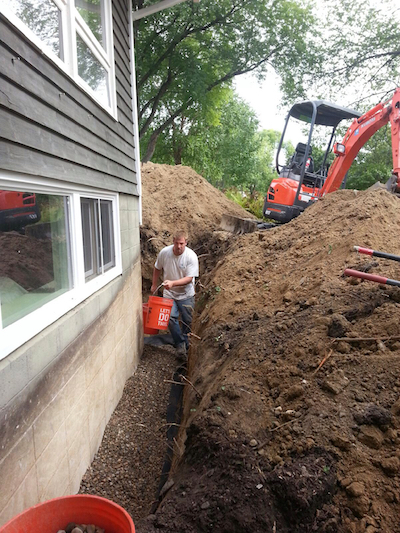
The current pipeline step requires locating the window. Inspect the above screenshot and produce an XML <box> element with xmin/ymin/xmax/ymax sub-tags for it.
<box><xmin>1</xmin><ymin>0</ymin><xmax>116</xmax><ymax>116</ymax></box>
<box><xmin>0</xmin><ymin>178</ymin><xmax>121</xmax><ymax>360</ymax></box>
<box><xmin>81</xmin><ymin>197</ymin><xmax>115</xmax><ymax>280</ymax></box>
<box><xmin>76</xmin><ymin>32</ymin><xmax>109</xmax><ymax>107</ymax></box>
<box><xmin>5</xmin><ymin>0</ymin><xmax>63</xmax><ymax>57</ymax></box>
<box><xmin>0</xmin><ymin>191</ymin><xmax>72</xmax><ymax>328</ymax></box>
<box><xmin>76</xmin><ymin>0</ymin><xmax>106</xmax><ymax>49</ymax></box>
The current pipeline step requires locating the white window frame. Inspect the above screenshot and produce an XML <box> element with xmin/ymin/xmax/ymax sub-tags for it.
<box><xmin>81</xmin><ymin>198</ymin><xmax>96</xmax><ymax>277</ymax></box>
<box><xmin>0</xmin><ymin>170</ymin><xmax>122</xmax><ymax>360</ymax></box>
<box><xmin>0</xmin><ymin>0</ymin><xmax>117</xmax><ymax>118</ymax></box>
<box><xmin>97</xmin><ymin>198</ymin><xmax>116</xmax><ymax>272</ymax></box>
<box><xmin>80</xmin><ymin>196</ymin><xmax>116</xmax><ymax>280</ymax></box>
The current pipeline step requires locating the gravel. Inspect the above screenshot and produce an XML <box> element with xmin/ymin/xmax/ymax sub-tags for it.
<box><xmin>79</xmin><ymin>344</ymin><xmax>177</xmax><ymax>524</ymax></box>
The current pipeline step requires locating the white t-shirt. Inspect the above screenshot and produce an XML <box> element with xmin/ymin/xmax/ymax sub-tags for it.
<box><xmin>155</xmin><ymin>245</ymin><xmax>199</xmax><ymax>300</ymax></box>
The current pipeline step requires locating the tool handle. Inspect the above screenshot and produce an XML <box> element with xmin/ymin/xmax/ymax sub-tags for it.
<box><xmin>354</xmin><ymin>246</ymin><xmax>400</xmax><ymax>263</ymax></box>
<box><xmin>344</xmin><ymin>269</ymin><xmax>400</xmax><ymax>287</ymax></box>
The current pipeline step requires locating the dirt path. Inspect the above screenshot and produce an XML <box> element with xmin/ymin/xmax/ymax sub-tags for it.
<box><xmin>79</xmin><ymin>344</ymin><xmax>177</xmax><ymax>521</ymax></box>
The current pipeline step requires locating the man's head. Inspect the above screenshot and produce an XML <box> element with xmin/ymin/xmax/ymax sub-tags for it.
<box><xmin>172</xmin><ymin>230</ymin><xmax>188</xmax><ymax>256</ymax></box>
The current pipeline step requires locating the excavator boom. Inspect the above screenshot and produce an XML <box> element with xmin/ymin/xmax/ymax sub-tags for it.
<box><xmin>318</xmin><ymin>88</ymin><xmax>400</xmax><ymax>197</ymax></box>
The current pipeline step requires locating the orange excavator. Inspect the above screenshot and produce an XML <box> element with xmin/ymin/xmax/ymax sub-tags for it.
<box><xmin>263</xmin><ymin>88</ymin><xmax>400</xmax><ymax>223</ymax></box>
<box><xmin>0</xmin><ymin>190</ymin><xmax>41</xmax><ymax>231</ymax></box>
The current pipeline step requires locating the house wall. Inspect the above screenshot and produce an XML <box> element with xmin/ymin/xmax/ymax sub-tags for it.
<box><xmin>0</xmin><ymin>194</ymin><xmax>143</xmax><ymax>527</ymax></box>
<box><xmin>0</xmin><ymin>0</ymin><xmax>143</xmax><ymax>525</ymax></box>
<box><xmin>0</xmin><ymin>2</ymin><xmax>136</xmax><ymax>193</ymax></box>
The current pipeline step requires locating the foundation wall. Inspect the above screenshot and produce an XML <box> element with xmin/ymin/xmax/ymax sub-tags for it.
<box><xmin>0</xmin><ymin>194</ymin><xmax>143</xmax><ymax>526</ymax></box>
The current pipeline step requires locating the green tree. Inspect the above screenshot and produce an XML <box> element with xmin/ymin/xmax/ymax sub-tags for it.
<box><xmin>185</xmin><ymin>93</ymin><xmax>265</xmax><ymax>191</ymax></box>
<box><xmin>142</xmin><ymin>86</ymin><xmax>231</xmax><ymax>165</ymax></box>
<box><xmin>133</xmin><ymin>0</ymin><xmax>322</xmax><ymax>161</ymax></box>
<box><xmin>313</xmin><ymin>0</ymin><xmax>400</xmax><ymax>105</ymax></box>
<box><xmin>251</xmin><ymin>129</ymin><xmax>282</xmax><ymax>194</ymax></box>
<box><xmin>346</xmin><ymin>126</ymin><xmax>393</xmax><ymax>190</ymax></box>
<box><xmin>152</xmin><ymin>93</ymin><xmax>281</xmax><ymax>195</ymax></box>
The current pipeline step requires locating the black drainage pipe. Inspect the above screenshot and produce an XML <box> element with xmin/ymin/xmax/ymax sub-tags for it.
<box><xmin>150</xmin><ymin>363</ymin><xmax>186</xmax><ymax>513</ymax></box>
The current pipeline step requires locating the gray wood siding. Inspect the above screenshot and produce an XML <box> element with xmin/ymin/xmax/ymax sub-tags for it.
<box><xmin>0</xmin><ymin>0</ymin><xmax>137</xmax><ymax>195</ymax></box>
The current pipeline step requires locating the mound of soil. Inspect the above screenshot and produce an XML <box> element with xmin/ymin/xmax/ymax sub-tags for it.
<box><xmin>140</xmin><ymin>163</ymin><xmax>255</xmax><ymax>292</ymax></box>
<box><xmin>137</xmin><ymin>164</ymin><xmax>400</xmax><ymax>533</ymax></box>
<box><xmin>0</xmin><ymin>231</ymin><xmax>54</xmax><ymax>291</ymax></box>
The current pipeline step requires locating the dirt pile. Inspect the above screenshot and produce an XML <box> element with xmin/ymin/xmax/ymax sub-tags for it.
<box><xmin>139</xmin><ymin>164</ymin><xmax>400</xmax><ymax>533</ymax></box>
<box><xmin>0</xmin><ymin>231</ymin><xmax>54</xmax><ymax>291</ymax></box>
<box><xmin>140</xmin><ymin>162</ymin><xmax>255</xmax><ymax>292</ymax></box>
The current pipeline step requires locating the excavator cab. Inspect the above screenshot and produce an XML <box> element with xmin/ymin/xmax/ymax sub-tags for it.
<box><xmin>264</xmin><ymin>100</ymin><xmax>362</xmax><ymax>223</ymax></box>
<box><xmin>283</xmin><ymin>142</ymin><xmax>315</xmax><ymax>177</ymax></box>
<box><xmin>288</xmin><ymin>143</ymin><xmax>310</xmax><ymax>174</ymax></box>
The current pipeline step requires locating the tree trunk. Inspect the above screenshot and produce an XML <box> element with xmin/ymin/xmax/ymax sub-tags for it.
<box><xmin>142</xmin><ymin>131</ymin><xmax>159</xmax><ymax>163</ymax></box>
<box><xmin>173</xmin><ymin>147</ymin><xmax>183</xmax><ymax>165</ymax></box>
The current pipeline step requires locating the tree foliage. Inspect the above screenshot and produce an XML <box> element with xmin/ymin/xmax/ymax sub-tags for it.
<box><xmin>150</xmin><ymin>92</ymin><xmax>280</xmax><ymax>194</ymax></box>
<box><xmin>312</xmin><ymin>0</ymin><xmax>400</xmax><ymax>106</ymax></box>
<box><xmin>346</xmin><ymin>126</ymin><xmax>393</xmax><ymax>190</ymax></box>
<box><xmin>133</xmin><ymin>0</ymin><xmax>400</xmax><ymax>193</ymax></box>
<box><xmin>133</xmin><ymin>0</ymin><xmax>321</xmax><ymax>161</ymax></box>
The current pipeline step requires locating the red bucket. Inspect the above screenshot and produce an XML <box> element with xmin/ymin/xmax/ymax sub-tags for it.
<box><xmin>0</xmin><ymin>494</ymin><xmax>135</xmax><ymax>533</ymax></box>
<box><xmin>142</xmin><ymin>303</ymin><xmax>158</xmax><ymax>335</ymax></box>
<box><xmin>146</xmin><ymin>296</ymin><xmax>173</xmax><ymax>330</ymax></box>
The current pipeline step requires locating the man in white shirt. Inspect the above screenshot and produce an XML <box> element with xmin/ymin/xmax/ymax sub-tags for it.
<box><xmin>151</xmin><ymin>230</ymin><xmax>199</xmax><ymax>360</ymax></box>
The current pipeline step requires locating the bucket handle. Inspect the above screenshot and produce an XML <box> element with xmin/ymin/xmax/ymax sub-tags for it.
<box><xmin>153</xmin><ymin>282</ymin><xmax>165</xmax><ymax>295</ymax></box>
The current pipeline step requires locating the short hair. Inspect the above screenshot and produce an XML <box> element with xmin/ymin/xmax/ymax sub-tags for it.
<box><xmin>173</xmin><ymin>229</ymin><xmax>188</xmax><ymax>241</ymax></box>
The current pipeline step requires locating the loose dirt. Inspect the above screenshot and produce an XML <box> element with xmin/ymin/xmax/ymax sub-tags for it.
<box><xmin>87</xmin><ymin>163</ymin><xmax>400</xmax><ymax>533</ymax></box>
<box><xmin>79</xmin><ymin>344</ymin><xmax>177</xmax><ymax>519</ymax></box>
<box><xmin>0</xmin><ymin>231</ymin><xmax>53</xmax><ymax>291</ymax></box>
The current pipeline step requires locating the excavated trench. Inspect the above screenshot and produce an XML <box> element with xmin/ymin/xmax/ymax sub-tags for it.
<box><xmin>141</xmin><ymin>231</ymin><xmax>238</xmax><ymax>507</ymax></box>
<box><xmin>81</xmin><ymin>162</ymin><xmax>400</xmax><ymax>533</ymax></box>
<box><xmin>79</xmin><ymin>229</ymin><xmax>236</xmax><ymax>525</ymax></box>
<box><xmin>137</xmin><ymin>229</ymin><xmax>344</xmax><ymax>533</ymax></box>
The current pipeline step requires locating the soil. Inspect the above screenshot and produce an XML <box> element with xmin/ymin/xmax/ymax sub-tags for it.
<box><xmin>81</xmin><ymin>162</ymin><xmax>400</xmax><ymax>533</ymax></box>
<box><xmin>0</xmin><ymin>231</ymin><xmax>54</xmax><ymax>291</ymax></box>
<box><xmin>79</xmin><ymin>344</ymin><xmax>177</xmax><ymax>519</ymax></box>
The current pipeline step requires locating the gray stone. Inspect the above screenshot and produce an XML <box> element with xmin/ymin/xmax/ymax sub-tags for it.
<box><xmin>322</xmin><ymin>369</ymin><xmax>349</xmax><ymax>395</ymax></box>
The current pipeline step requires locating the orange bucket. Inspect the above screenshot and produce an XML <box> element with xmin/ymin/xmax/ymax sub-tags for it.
<box><xmin>146</xmin><ymin>296</ymin><xmax>173</xmax><ymax>330</ymax></box>
<box><xmin>142</xmin><ymin>303</ymin><xmax>158</xmax><ymax>335</ymax></box>
<box><xmin>0</xmin><ymin>494</ymin><xmax>135</xmax><ymax>533</ymax></box>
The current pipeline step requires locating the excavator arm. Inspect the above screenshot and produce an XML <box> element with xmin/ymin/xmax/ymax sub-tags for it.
<box><xmin>318</xmin><ymin>88</ymin><xmax>400</xmax><ymax>197</ymax></box>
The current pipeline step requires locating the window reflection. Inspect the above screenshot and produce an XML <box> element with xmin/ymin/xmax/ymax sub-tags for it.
<box><xmin>75</xmin><ymin>0</ymin><xmax>105</xmax><ymax>49</ymax></box>
<box><xmin>0</xmin><ymin>191</ymin><xmax>72</xmax><ymax>328</ymax></box>
<box><xmin>4</xmin><ymin>0</ymin><xmax>62</xmax><ymax>58</ymax></box>
<box><xmin>76</xmin><ymin>33</ymin><xmax>109</xmax><ymax>106</ymax></box>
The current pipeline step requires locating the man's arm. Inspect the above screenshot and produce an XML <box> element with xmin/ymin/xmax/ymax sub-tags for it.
<box><xmin>151</xmin><ymin>267</ymin><xmax>162</xmax><ymax>293</ymax></box>
<box><xmin>162</xmin><ymin>276</ymin><xmax>192</xmax><ymax>290</ymax></box>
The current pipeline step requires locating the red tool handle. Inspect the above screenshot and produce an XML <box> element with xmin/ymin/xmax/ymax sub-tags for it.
<box><xmin>353</xmin><ymin>246</ymin><xmax>373</xmax><ymax>256</ymax></box>
<box><xmin>344</xmin><ymin>269</ymin><xmax>400</xmax><ymax>287</ymax></box>
<box><xmin>354</xmin><ymin>246</ymin><xmax>400</xmax><ymax>263</ymax></box>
